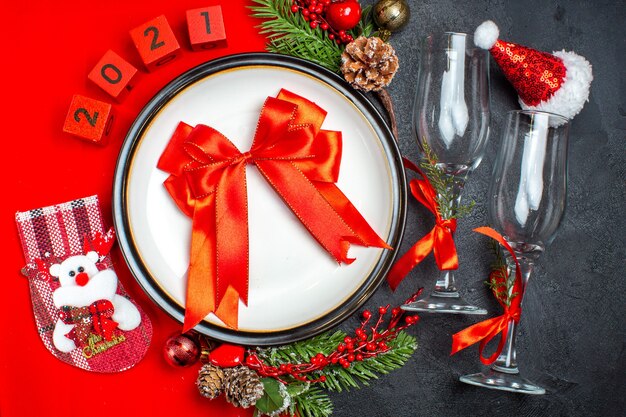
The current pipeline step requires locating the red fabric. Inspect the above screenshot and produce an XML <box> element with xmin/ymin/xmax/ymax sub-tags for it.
<box><xmin>158</xmin><ymin>91</ymin><xmax>389</xmax><ymax>331</ymax></box>
<box><xmin>490</xmin><ymin>40</ymin><xmax>566</xmax><ymax>106</ymax></box>
<box><xmin>1</xmin><ymin>1</ymin><xmax>265</xmax><ymax>416</ymax></box>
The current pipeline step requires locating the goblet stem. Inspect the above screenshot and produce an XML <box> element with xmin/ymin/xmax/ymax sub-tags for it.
<box><xmin>433</xmin><ymin>269</ymin><xmax>458</xmax><ymax>294</ymax></box>
<box><xmin>433</xmin><ymin>171</ymin><xmax>465</xmax><ymax>296</ymax></box>
<box><xmin>492</xmin><ymin>255</ymin><xmax>533</xmax><ymax>374</ymax></box>
<box><xmin>402</xmin><ymin>171</ymin><xmax>487</xmax><ymax>315</ymax></box>
<box><xmin>460</xmin><ymin>254</ymin><xmax>545</xmax><ymax>394</ymax></box>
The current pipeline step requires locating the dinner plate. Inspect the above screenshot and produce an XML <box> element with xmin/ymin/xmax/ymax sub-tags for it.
<box><xmin>112</xmin><ymin>53</ymin><xmax>406</xmax><ymax>345</ymax></box>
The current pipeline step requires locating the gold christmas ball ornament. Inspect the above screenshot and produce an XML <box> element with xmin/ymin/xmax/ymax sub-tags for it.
<box><xmin>373</xmin><ymin>0</ymin><xmax>410</xmax><ymax>33</ymax></box>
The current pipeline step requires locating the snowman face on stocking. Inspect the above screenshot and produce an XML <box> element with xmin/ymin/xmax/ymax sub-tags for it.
<box><xmin>50</xmin><ymin>251</ymin><xmax>100</xmax><ymax>288</ymax></box>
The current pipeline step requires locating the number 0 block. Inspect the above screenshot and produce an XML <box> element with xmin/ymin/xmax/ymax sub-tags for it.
<box><xmin>186</xmin><ymin>6</ymin><xmax>227</xmax><ymax>51</ymax></box>
<box><xmin>88</xmin><ymin>50</ymin><xmax>139</xmax><ymax>102</ymax></box>
<box><xmin>62</xmin><ymin>95</ymin><xmax>114</xmax><ymax>145</ymax></box>
<box><xmin>130</xmin><ymin>15</ymin><xmax>180</xmax><ymax>71</ymax></box>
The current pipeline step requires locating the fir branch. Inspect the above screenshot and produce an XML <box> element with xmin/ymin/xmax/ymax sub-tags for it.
<box><xmin>250</xmin><ymin>301</ymin><xmax>420</xmax><ymax>417</ymax></box>
<box><xmin>320</xmin><ymin>331</ymin><xmax>417</xmax><ymax>392</ymax></box>
<box><xmin>250</xmin><ymin>0</ymin><xmax>344</xmax><ymax>72</ymax></box>
<box><xmin>258</xmin><ymin>331</ymin><xmax>347</xmax><ymax>365</ymax></box>
<box><xmin>419</xmin><ymin>139</ymin><xmax>475</xmax><ymax>219</ymax></box>
<box><xmin>293</xmin><ymin>385</ymin><xmax>333</xmax><ymax>417</ymax></box>
<box><xmin>485</xmin><ymin>240</ymin><xmax>518</xmax><ymax>307</ymax></box>
<box><xmin>256</xmin><ymin>330</ymin><xmax>417</xmax><ymax>393</ymax></box>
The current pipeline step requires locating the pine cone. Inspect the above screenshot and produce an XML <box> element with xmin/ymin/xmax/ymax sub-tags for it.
<box><xmin>341</xmin><ymin>36</ymin><xmax>399</xmax><ymax>92</ymax></box>
<box><xmin>197</xmin><ymin>363</ymin><xmax>225</xmax><ymax>399</ymax></box>
<box><xmin>223</xmin><ymin>366</ymin><xmax>264</xmax><ymax>409</ymax></box>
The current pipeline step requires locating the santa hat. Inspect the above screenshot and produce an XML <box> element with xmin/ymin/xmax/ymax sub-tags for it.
<box><xmin>474</xmin><ymin>20</ymin><xmax>592</xmax><ymax>121</ymax></box>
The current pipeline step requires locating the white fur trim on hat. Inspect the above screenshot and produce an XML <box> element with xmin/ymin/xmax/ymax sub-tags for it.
<box><xmin>520</xmin><ymin>50</ymin><xmax>593</xmax><ymax>122</ymax></box>
<box><xmin>474</xmin><ymin>20</ymin><xmax>499</xmax><ymax>49</ymax></box>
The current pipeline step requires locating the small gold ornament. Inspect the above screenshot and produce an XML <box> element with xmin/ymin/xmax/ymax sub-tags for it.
<box><xmin>373</xmin><ymin>0</ymin><xmax>410</xmax><ymax>34</ymax></box>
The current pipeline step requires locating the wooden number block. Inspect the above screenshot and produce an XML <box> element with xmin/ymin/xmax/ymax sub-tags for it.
<box><xmin>87</xmin><ymin>50</ymin><xmax>139</xmax><ymax>102</ymax></box>
<box><xmin>130</xmin><ymin>15</ymin><xmax>180</xmax><ymax>71</ymax></box>
<box><xmin>62</xmin><ymin>95</ymin><xmax>114</xmax><ymax>145</ymax></box>
<box><xmin>186</xmin><ymin>6</ymin><xmax>227</xmax><ymax>51</ymax></box>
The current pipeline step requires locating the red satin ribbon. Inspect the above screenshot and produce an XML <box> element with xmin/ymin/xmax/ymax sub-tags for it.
<box><xmin>386</xmin><ymin>158</ymin><xmax>458</xmax><ymax>291</ymax></box>
<box><xmin>450</xmin><ymin>227</ymin><xmax>523</xmax><ymax>365</ymax></box>
<box><xmin>158</xmin><ymin>89</ymin><xmax>389</xmax><ymax>331</ymax></box>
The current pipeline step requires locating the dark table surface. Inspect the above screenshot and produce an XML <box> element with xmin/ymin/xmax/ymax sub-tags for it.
<box><xmin>330</xmin><ymin>1</ymin><xmax>625</xmax><ymax>416</ymax></box>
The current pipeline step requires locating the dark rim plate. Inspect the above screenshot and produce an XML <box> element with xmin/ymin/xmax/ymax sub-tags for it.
<box><xmin>112</xmin><ymin>53</ymin><xmax>406</xmax><ymax>346</ymax></box>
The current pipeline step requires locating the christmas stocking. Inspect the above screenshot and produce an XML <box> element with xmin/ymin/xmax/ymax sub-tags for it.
<box><xmin>16</xmin><ymin>195</ymin><xmax>152</xmax><ymax>372</ymax></box>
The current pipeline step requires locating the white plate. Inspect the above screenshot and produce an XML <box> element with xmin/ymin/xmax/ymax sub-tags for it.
<box><xmin>113</xmin><ymin>54</ymin><xmax>406</xmax><ymax>345</ymax></box>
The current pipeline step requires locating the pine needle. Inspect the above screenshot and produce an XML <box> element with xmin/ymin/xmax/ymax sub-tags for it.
<box><xmin>294</xmin><ymin>385</ymin><xmax>333</xmax><ymax>417</ymax></box>
<box><xmin>485</xmin><ymin>240</ymin><xmax>518</xmax><ymax>307</ymax></box>
<box><xmin>419</xmin><ymin>140</ymin><xmax>475</xmax><ymax>219</ymax></box>
<box><xmin>354</xmin><ymin>5</ymin><xmax>376</xmax><ymax>38</ymax></box>
<box><xmin>258</xmin><ymin>331</ymin><xmax>346</xmax><ymax>365</ymax></box>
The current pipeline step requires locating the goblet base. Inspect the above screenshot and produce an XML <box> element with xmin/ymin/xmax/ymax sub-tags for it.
<box><xmin>460</xmin><ymin>369</ymin><xmax>546</xmax><ymax>395</ymax></box>
<box><xmin>401</xmin><ymin>292</ymin><xmax>487</xmax><ymax>315</ymax></box>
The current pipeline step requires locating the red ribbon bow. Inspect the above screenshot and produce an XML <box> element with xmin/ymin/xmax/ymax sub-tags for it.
<box><xmin>450</xmin><ymin>227</ymin><xmax>523</xmax><ymax>365</ymax></box>
<box><xmin>158</xmin><ymin>89</ymin><xmax>389</xmax><ymax>331</ymax></box>
<box><xmin>60</xmin><ymin>299</ymin><xmax>118</xmax><ymax>343</ymax></box>
<box><xmin>386</xmin><ymin>158</ymin><xmax>458</xmax><ymax>291</ymax></box>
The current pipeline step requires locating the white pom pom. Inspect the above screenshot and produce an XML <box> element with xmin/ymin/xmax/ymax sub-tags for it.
<box><xmin>474</xmin><ymin>20</ymin><xmax>499</xmax><ymax>49</ymax></box>
<box><xmin>521</xmin><ymin>50</ymin><xmax>593</xmax><ymax>122</ymax></box>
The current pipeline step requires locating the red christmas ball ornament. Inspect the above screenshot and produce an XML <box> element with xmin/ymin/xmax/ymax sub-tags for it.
<box><xmin>325</xmin><ymin>0</ymin><xmax>362</xmax><ymax>31</ymax></box>
<box><xmin>208</xmin><ymin>343</ymin><xmax>245</xmax><ymax>367</ymax></box>
<box><xmin>163</xmin><ymin>332</ymin><xmax>201</xmax><ymax>367</ymax></box>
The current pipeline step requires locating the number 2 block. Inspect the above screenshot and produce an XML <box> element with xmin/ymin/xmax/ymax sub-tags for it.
<box><xmin>130</xmin><ymin>15</ymin><xmax>180</xmax><ymax>71</ymax></box>
<box><xmin>87</xmin><ymin>50</ymin><xmax>139</xmax><ymax>102</ymax></box>
<box><xmin>62</xmin><ymin>95</ymin><xmax>114</xmax><ymax>145</ymax></box>
<box><xmin>186</xmin><ymin>6</ymin><xmax>227</xmax><ymax>51</ymax></box>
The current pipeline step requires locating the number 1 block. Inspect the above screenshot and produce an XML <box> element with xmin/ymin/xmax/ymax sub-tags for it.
<box><xmin>88</xmin><ymin>50</ymin><xmax>139</xmax><ymax>102</ymax></box>
<box><xmin>62</xmin><ymin>95</ymin><xmax>114</xmax><ymax>145</ymax></box>
<box><xmin>186</xmin><ymin>6</ymin><xmax>227</xmax><ymax>51</ymax></box>
<box><xmin>130</xmin><ymin>15</ymin><xmax>181</xmax><ymax>71</ymax></box>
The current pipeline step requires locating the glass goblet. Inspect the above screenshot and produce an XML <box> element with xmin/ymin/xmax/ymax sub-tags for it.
<box><xmin>403</xmin><ymin>31</ymin><xmax>490</xmax><ymax>315</ymax></box>
<box><xmin>460</xmin><ymin>110</ymin><xmax>570</xmax><ymax>394</ymax></box>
